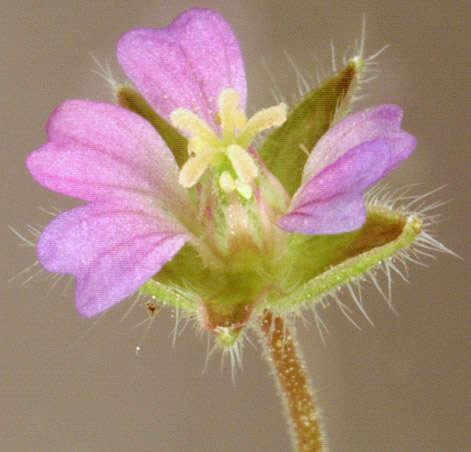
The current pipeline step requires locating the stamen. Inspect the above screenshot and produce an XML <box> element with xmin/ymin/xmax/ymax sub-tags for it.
<box><xmin>188</xmin><ymin>136</ymin><xmax>208</xmax><ymax>156</ymax></box>
<box><xmin>179</xmin><ymin>150</ymin><xmax>215</xmax><ymax>188</ymax></box>
<box><xmin>170</xmin><ymin>108</ymin><xmax>219</xmax><ymax>143</ymax></box>
<box><xmin>218</xmin><ymin>89</ymin><xmax>247</xmax><ymax>139</ymax></box>
<box><xmin>227</xmin><ymin>145</ymin><xmax>258</xmax><ymax>184</ymax></box>
<box><xmin>171</xmin><ymin>89</ymin><xmax>286</xmax><ymax>189</ymax></box>
<box><xmin>238</xmin><ymin>103</ymin><xmax>288</xmax><ymax>148</ymax></box>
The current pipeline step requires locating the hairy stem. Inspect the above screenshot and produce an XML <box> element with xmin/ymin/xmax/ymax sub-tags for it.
<box><xmin>259</xmin><ymin>310</ymin><xmax>327</xmax><ymax>452</ymax></box>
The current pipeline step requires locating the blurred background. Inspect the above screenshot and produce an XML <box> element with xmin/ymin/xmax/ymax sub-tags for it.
<box><xmin>1</xmin><ymin>1</ymin><xmax>470</xmax><ymax>451</ymax></box>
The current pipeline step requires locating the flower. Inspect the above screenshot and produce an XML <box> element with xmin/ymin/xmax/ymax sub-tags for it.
<box><xmin>27</xmin><ymin>8</ymin><xmax>418</xmax><ymax>346</ymax></box>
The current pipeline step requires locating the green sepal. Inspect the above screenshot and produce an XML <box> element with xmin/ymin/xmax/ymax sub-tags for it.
<box><xmin>139</xmin><ymin>243</ymin><xmax>268</xmax><ymax>331</ymax></box>
<box><xmin>139</xmin><ymin>278</ymin><xmax>197</xmax><ymax>313</ymax></box>
<box><xmin>139</xmin><ymin>244</ymin><xmax>202</xmax><ymax>312</ymax></box>
<box><xmin>139</xmin><ymin>207</ymin><xmax>423</xmax><ymax>335</ymax></box>
<box><xmin>267</xmin><ymin>207</ymin><xmax>423</xmax><ymax>311</ymax></box>
<box><xmin>151</xmin><ymin>243</ymin><xmax>207</xmax><ymax>288</ymax></box>
<box><xmin>258</xmin><ymin>60</ymin><xmax>360</xmax><ymax>196</ymax></box>
<box><xmin>117</xmin><ymin>87</ymin><xmax>189</xmax><ymax>167</ymax></box>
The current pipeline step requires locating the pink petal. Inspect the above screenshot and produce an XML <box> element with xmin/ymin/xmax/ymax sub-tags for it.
<box><xmin>278</xmin><ymin>139</ymin><xmax>391</xmax><ymax>234</ymax></box>
<box><xmin>37</xmin><ymin>199</ymin><xmax>187</xmax><ymax>317</ymax></box>
<box><xmin>117</xmin><ymin>8</ymin><xmax>247</xmax><ymax>130</ymax></box>
<box><xmin>26</xmin><ymin>100</ymin><xmax>189</xmax><ymax>213</ymax></box>
<box><xmin>278</xmin><ymin>194</ymin><xmax>367</xmax><ymax>235</ymax></box>
<box><xmin>302</xmin><ymin>105</ymin><xmax>416</xmax><ymax>184</ymax></box>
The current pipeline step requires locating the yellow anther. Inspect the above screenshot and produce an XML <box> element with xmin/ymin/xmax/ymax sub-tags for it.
<box><xmin>170</xmin><ymin>108</ymin><xmax>218</xmax><ymax>144</ymax></box>
<box><xmin>218</xmin><ymin>89</ymin><xmax>239</xmax><ymax>115</ymax></box>
<box><xmin>178</xmin><ymin>150</ymin><xmax>215</xmax><ymax>188</ymax></box>
<box><xmin>219</xmin><ymin>171</ymin><xmax>236</xmax><ymax>193</ymax></box>
<box><xmin>218</xmin><ymin>89</ymin><xmax>247</xmax><ymax>139</ymax></box>
<box><xmin>188</xmin><ymin>136</ymin><xmax>208</xmax><ymax>156</ymax></box>
<box><xmin>238</xmin><ymin>103</ymin><xmax>288</xmax><ymax>148</ymax></box>
<box><xmin>171</xmin><ymin>89</ymin><xmax>285</xmax><ymax>189</ymax></box>
<box><xmin>227</xmin><ymin>144</ymin><xmax>258</xmax><ymax>184</ymax></box>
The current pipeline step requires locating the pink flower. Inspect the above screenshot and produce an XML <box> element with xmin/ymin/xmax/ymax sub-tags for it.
<box><xmin>26</xmin><ymin>8</ymin><xmax>415</xmax><ymax>324</ymax></box>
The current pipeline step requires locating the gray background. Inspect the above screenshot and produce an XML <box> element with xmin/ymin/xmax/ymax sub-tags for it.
<box><xmin>2</xmin><ymin>1</ymin><xmax>470</xmax><ymax>451</ymax></box>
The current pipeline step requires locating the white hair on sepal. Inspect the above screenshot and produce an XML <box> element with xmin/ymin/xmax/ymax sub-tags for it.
<box><xmin>349</xmin><ymin>14</ymin><xmax>389</xmax><ymax>78</ymax></box>
<box><xmin>346</xmin><ymin>279</ymin><xmax>375</xmax><ymax>326</ymax></box>
<box><xmin>129</xmin><ymin>295</ymin><xmax>204</xmax><ymax>359</ymax></box>
<box><xmin>283</xmin><ymin>50</ymin><xmax>312</xmax><ymax>101</ymax></box>
<box><xmin>92</xmin><ymin>181</ymin><xmax>459</xmax><ymax>358</ymax></box>
<box><xmin>199</xmin><ymin>328</ymin><xmax>246</xmax><ymax>383</ymax></box>
<box><xmin>332</xmin><ymin>291</ymin><xmax>363</xmax><ymax>329</ymax></box>
<box><xmin>120</xmin><ymin>291</ymin><xmax>149</xmax><ymax>324</ymax></box>
<box><xmin>362</xmin><ymin>181</ymin><xmax>458</xmax><ymax>304</ymax></box>
<box><xmin>310</xmin><ymin>52</ymin><xmax>329</xmax><ymax>84</ymax></box>
<box><xmin>303</xmin><ymin>302</ymin><xmax>330</xmax><ymax>346</ymax></box>
<box><xmin>169</xmin><ymin>306</ymin><xmax>192</xmax><ymax>347</ymax></box>
<box><xmin>260</xmin><ymin>16</ymin><xmax>390</xmax><ymax>127</ymax></box>
<box><xmin>365</xmin><ymin>182</ymin><xmax>456</xmax><ymax>252</ymax></box>
<box><xmin>89</xmin><ymin>52</ymin><xmax>128</xmax><ymax>101</ymax></box>
<box><xmin>261</xmin><ymin>56</ymin><xmax>287</xmax><ymax>105</ymax></box>
<box><xmin>271</xmin><ymin>183</ymin><xmax>457</xmax><ymax>343</ymax></box>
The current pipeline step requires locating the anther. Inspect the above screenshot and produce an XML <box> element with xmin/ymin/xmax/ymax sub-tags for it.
<box><xmin>227</xmin><ymin>145</ymin><xmax>258</xmax><ymax>184</ymax></box>
<box><xmin>218</xmin><ymin>89</ymin><xmax>247</xmax><ymax>139</ymax></box>
<box><xmin>171</xmin><ymin>89</ymin><xmax>286</xmax><ymax>189</ymax></box>
<box><xmin>188</xmin><ymin>136</ymin><xmax>209</xmax><ymax>157</ymax></box>
<box><xmin>170</xmin><ymin>109</ymin><xmax>218</xmax><ymax>144</ymax></box>
<box><xmin>179</xmin><ymin>150</ymin><xmax>215</xmax><ymax>188</ymax></box>
<box><xmin>238</xmin><ymin>103</ymin><xmax>288</xmax><ymax>148</ymax></box>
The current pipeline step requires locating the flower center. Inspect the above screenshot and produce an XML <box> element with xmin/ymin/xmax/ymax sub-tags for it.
<box><xmin>170</xmin><ymin>89</ymin><xmax>287</xmax><ymax>199</ymax></box>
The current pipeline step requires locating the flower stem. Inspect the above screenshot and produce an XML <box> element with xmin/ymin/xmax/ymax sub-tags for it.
<box><xmin>259</xmin><ymin>310</ymin><xmax>327</xmax><ymax>452</ymax></box>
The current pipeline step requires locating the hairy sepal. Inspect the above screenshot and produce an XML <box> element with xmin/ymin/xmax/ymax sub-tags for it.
<box><xmin>139</xmin><ymin>244</ymin><xmax>267</xmax><ymax>338</ymax></box>
<box><xmin>267</xmin><ymin>206</ymin><xmax>423</xmax><ymax>311</ymax></box>
<box><xmin>138</xmin><ymin>244</ymin><xmax>201</xmax><ymax>312</ymax></box>
<box><xmin>258</xmin><ymin>61</ymin><xmax>360</xmax><ymax>196</ymax></box>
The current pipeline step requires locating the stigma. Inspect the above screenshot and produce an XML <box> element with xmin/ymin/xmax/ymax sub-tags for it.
<box><xmin>170</xmin><ymin>89</ymin><xmax>287</xmax><ymax>198</ymax></box>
